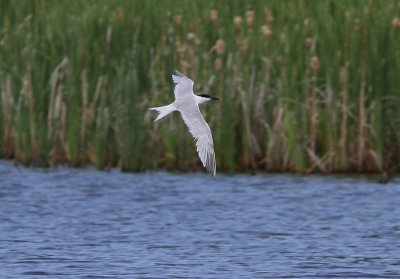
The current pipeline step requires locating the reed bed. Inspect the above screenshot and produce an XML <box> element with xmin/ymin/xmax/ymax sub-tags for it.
<box><xmin>1</xmin><ymin>0</ymin><xmax>399</xmax><ymax>174</ymax></box>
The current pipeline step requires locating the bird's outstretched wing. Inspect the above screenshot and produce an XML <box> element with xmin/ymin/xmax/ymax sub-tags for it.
<box><xmin>172</xmin><ymin>70</ymin><xmax>194</xmax><ymax>99</ymax></box>
<box><xmin>180</xmin><ymin>108</ymin><xmax>216</xmax><ymax>177</ymax></box>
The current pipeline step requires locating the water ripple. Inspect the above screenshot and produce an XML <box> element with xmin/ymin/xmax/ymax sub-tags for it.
<box><xmin>0</xmin><ymin>160</ymin><xmax>399</xmax><ymax>278</ymax></box>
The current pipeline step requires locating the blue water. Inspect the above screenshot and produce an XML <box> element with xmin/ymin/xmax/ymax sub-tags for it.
<box><xmin>0</xmin><ymin>161</ymin><xmax>399</xmax><ymax>278</ymax></box>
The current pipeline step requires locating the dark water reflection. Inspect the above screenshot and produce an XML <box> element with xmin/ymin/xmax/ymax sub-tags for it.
<box><xmin>0</xmin><ymin>161</ymin><xmax>399</xmax><ymax>278</ymax></box>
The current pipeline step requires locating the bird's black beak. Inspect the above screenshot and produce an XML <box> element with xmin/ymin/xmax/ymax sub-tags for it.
<box><xmin>210</xmin><ymin>96</ymin><xmax>220</xmax><ymax>101</ymax></box>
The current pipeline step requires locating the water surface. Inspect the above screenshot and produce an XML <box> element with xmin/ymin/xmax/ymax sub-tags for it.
<box><xmin>0</xmin><ymin>161</ymin><xmax>399</xmax><ymax>278</ymax></box>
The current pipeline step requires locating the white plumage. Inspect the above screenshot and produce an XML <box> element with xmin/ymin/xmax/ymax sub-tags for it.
<box><xmin>149</xmin><ymin>70</ymin><xmax>218</xmax><ymax>177</ymax></box>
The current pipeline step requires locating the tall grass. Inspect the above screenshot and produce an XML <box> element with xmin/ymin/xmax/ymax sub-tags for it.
<box><xmin>0</xmin><ymin>0</ymin><xmax>399</xmax><ymax>173</ymax></box>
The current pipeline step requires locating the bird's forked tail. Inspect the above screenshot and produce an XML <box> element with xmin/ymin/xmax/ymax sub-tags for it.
<box><xmin>149</xmin><ymin>103</ymin><xmax>176</xmax><ymax>122</ymax></box>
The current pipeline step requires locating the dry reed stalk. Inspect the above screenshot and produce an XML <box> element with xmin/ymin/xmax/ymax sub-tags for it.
<box><xmin>60</xmin><ymin>97</ymin><xmax>67</xmax><ymax>158</ymax></box>
<box><xmin>48</xmin><ymin>57</ymin><xmax>69</xmax><ymax>141</ymax></box>
<box><xmin>325</xmin><ymin>83</ymin><xmax>336</xmax><ymax>171</ymax></box>
<box><xmin>339</xmin><ymin>64</ymin><xmax>348</xmax><ymax>170</ymax></box>
<box><xmin>93</xmin><ymin>106</ymin><xmax>110</xmax><ymax>167</ymax></box>
<box><xmin>88</xmin><ymin>75</ymin><xmax>104</xmax><ymax>162</ymax></box>
<box><xmin>306</xmin><ymin>147</ymin><xmax>327</xmax><ymax>173</ymax></box>
<box><xmin>248</xmin><ymin>68</ymin><xmax>259</xmax><ymax>167</ymax></box>
<box><xmin>368</xmin><ymin>146</ymin><xmax>383</xmax><ymax>172</ymax></box>
<box><xmin>81</xmin><ymin>69</ymin><xmax>89</xmax><ymax>146</ymax></box>
<box><xmin>266</xmin><ymin>104</ymin><xmax>284</xmax><ymax>170</ymax></box>
<box><xmin>99</xmin><ymin>77</ymin><xmax>108</xmax><ymax>108</ymax></box>
<box><xmin>53</xmin><ymin>89</ymin><xmax>63</xmax><ymax>120</ymax></box>
<box><xmin>357</xmin><ymin>76</ymin><xmax>367</xmax><ymax>171</ymax></box>
<box><xmin>309</xmin><ymin>87</ymin><xmax>317</xmax><ymax>157</ymax></box>
<box><xmin>48</xmin><ymin>57</ymin><xmax>69</xmax><ymax>163</ymax></box>
<box><xmin>238</xmin><ymin>86</ymin><xmax>250</xmax><ymax>157</ymax></box>
<box><xmin>106</xmin><ymin>25</ymin><xmax>112</xmax><ymax>45</ymax></box>
<box><xmin>49</xmin><ymin>88</ymin><xmax>67</xmax><ymax>162</ymax></box>
<box><xmin>365</xmin><ymin>101</ymin><xmax>384</xmax><ymax>172</ymax></box>
<box><xmin>238</xmin><ymin>69</ymin><xmax>256</xmax><ymax>168</ymax></box>
<box><xmin>254</xmin><ymin>83</ymin><xmax>266</xmax><ymax>141</ymax></box>
<box><xmin>250</xmin><ymin>83</ymin><xmax>265</xmax><ymax>166</ymax></box>
<box><xmin>309</xmin><ymin>56</ymin><xmax>319</xmax><ymax>167</ymax></box>
<box><xmin>25</xmin><ymin>69</ymin><xmax>38</xmax><ymax>160</ymax></box>
<box><xmin>1</xmin><ymin>77</ymin><xmax>14</xmax><ymax>156</ymax></box>
<box><xmin>91</xmin><ymin>75</ymin><xmax>105</xmax><ymax>119</ymax></box>
<box><xmin>89</xmin><ymin>76</ymin><xmax>109</xmax><ymax>164</ymax></box>
<box><xmin>14</xmin><ymin>84</ymin><xmax>26</xmax><ymax>162</ymax></box>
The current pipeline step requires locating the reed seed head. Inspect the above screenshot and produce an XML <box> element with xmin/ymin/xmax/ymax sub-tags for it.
<box><xmin>234</xmin><ymin>16</ymin><xmax>243</xmax><ymax>28</ymax></box>
<box><xmin>261</xmin><ymin>25</ymin><xmax>272</xmax><ymax>38</ymax></box>
<box><xmin>215</xmin><ymin>39</ymin><xmax>225</xmax><ymax>55</ymax></box>
<box><xmin>305</xmin><ymin>37</ymin><xmax>313</xmax><ymax>48</ymax></box>
<box><xmin>264</xmin><ymin>8</ymin><xmax>274</xmax><ymax>24</ymax></box>
<box><xmin>246</xmin><ymin>10</ymin><xmax>255</xmax><ymax>27</ymax></box>
<box><xmin>392</xmin><ymin>17</ymin><xmax>400</xmax><ymax>29</ymax></box>
<box><xmin>174</xmin><ymin>15</ymin><xmax>183</xmax><ymax>25</ymax></box>
<box><xmin>238</xmin><ymin>39</ymin><xmax>248</xmax><ymax>52</ymax></box>
<box><xmin>310</xmin><ymin>56</ymin><xmax>320</xmax><ymax>72</ymax></box>
<box><xmin>210</xmin><ymin>9</ymin><xmax>218</xmax><ymax>22</ymax></box>
<box><xmin>187</xmin><ymin>32</ymin><xmax>196</xmax><ymax>42</ymax></box>
<box><xmin>180</xmin><ymin>60</ymin><xmax>190</xmax><ymax>72</ymax></box>
<box><xmin>214</xmin><ymin>58</ymin><xmax>222</xmax><ymax>71</ymax></box>
<box><xmin>175</xmin><ymin>40</ymin><xmax>186</xmax><ymax>54</ymax></box>
<box><xmin>113</xmin><ymin>7</ymin><xmax>124</xmax><ymax>22</ymax></box>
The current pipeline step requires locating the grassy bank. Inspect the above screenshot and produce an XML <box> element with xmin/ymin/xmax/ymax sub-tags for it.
<box><xmin>1</xmin><ymin>0</ymin><xmax>400</xmax><ymax>173</ymax></box>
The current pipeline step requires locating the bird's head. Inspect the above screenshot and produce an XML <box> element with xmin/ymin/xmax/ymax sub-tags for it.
<box><xmin>196</xmin><ymin>94</ymin><xmax>220</xmax><ymax>105</ymax></box>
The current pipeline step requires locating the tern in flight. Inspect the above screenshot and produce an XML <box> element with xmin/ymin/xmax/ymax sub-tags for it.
<box><xmin>149</xmin><ymin>70</ymin><xmax>219</xmax><ymax>177</ymax></box>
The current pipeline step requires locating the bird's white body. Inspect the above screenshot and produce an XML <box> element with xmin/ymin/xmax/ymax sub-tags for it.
<box><xmin>149</xmin><ymin>70</ymin><xmax>218</xmax><ymax>177</ymax></box>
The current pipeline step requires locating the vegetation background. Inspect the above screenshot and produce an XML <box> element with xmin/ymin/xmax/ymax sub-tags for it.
<box><xmin>1</xmin><ymin>0</ymin><xmax>400</xmax><ymax>174</ymax></box>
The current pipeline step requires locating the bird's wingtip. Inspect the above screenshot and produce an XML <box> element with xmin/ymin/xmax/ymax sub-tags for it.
<box><xmin>209</xmin><ymin>168</ymin><xmax>216</xmax><ymax>179</ymax></box>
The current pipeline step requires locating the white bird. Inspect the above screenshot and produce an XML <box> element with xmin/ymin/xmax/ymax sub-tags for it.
<box><xmin>149</xmin><ymin>70</ymin><xmax>220</xmax><ymax>177</ymax></box>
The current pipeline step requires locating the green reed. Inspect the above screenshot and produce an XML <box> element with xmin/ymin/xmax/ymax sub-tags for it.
<box><xmin>0</xmin><ymin>0</ymin><xmax>399</xmax><ymax>174</ymax></box>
